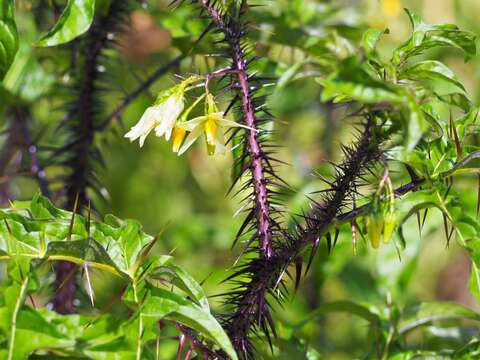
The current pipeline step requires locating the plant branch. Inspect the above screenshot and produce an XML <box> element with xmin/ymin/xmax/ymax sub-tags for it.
<box><xmin>13</xmin><ymin>107</ymin><xmax>51</xmax><ymax>198</ymax></box>
<box><xmin>199</xmin><ymin>0</ymin><xmax>274</xmax><ymax>258</ymax></box>
<box><xmin>224</xmin><ymin>120</ymin><xmax>383</xmax><ymax>355</ymax></box>
<box><xmin>96</xmin><ymin>54</ymin><xmax>184</xmax><ymax>130</ymax></box>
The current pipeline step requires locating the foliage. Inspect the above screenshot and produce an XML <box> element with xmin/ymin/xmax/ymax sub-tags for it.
<box><xmin>1</xmin><ymin>0</ymin><xmax>480</xmax><ymax>359</ymax></box>
<box><xmin>0</xmin><ymin>195</ymin><xmax>236</xmax><ymax>359</ymax></box>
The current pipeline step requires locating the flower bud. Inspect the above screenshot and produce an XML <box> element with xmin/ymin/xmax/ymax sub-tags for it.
<box><xmin>367</xmin><ymin>215</ymin><xmax>383</xmax><ymax>249</ymax></box>
<box><xmin>382</xmin><ymin>212</ymin><xmax>397</xmax><ymax>243</ymax></box>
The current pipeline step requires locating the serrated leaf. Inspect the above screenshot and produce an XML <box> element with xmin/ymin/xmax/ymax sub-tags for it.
<box><xmin>36</xmin><ymin>0</ymin><xmax>95</xmax><ymax>47</ymax></box>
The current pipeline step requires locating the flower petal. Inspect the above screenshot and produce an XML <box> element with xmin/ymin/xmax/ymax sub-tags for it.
<box><xmin>178</xmin><ymin>124</ymin><xmax>204</xmax><ymax>155</ymax></box>
<box><xmin>125</xmin><ymin>107</ymin><xmax>158</xmax><ymax>147</ymax></box>
<box><xmin>178</xmin><ymin>116</ymin><xmax>207</xmax><ymax>132</ymax></box>
<box><xmin>217</xmin><ymin>118</ymin><xmax>255</xmax><ymax>131</ymax></box>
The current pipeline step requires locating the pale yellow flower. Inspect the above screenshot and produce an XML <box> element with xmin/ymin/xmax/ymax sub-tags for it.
<box><xmin>171</xmin><ymin>127</ymin><xmax>187</xmax><ymax>153</ymax></box>
<box><xmin>177</xmin><ymin>94</ymin><xmax>251</xmax><ymax>155</ymax></box>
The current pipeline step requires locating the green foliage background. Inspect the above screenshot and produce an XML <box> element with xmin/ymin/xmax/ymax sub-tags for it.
<box><xmin>2</xmin><ymin>0</ymin><xmax>480</xmax><ymax>358</ymax></box>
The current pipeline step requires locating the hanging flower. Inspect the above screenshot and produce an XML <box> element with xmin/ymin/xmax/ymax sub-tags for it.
<box><xmin>125</xmin><ymin>76</ymin><xmax>200</xmax><ymax>147</ymax></box>
<box><xmin>171</xmin><ymin>93</ymin><xmax>206</xmax><ymax>153</ymax></box>
<box><xmin>177</xmin><ymin>94</ymin><xmax>251</xmax><ymax>155</ymax></box>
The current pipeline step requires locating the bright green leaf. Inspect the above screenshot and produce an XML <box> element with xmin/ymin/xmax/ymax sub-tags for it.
<box><xmin>37</xmin><ymin>0</ymin><xmax>96</xmax><ymax>47</ymax></box>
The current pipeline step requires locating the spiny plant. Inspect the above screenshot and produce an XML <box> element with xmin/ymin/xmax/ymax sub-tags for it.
<box><xmin>1</xmin><ymin>0</ymin><xmax>480</xmax><ymax>359</ymax></box>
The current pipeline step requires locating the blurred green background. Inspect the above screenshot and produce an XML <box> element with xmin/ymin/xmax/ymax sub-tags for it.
<box><xmin>5</xmin><ymin>0</ymin><xmax>480</xmax><ymax>358</ymax></box>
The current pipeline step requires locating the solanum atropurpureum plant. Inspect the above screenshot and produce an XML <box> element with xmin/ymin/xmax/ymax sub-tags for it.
<box><xmin>1</xmin><ymin>0</ymin><xmax>480</xmax><ymax>358</ymax></box>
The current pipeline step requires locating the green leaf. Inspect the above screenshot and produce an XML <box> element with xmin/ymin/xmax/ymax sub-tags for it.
<box><xmin>399</xmin><ymin>60</ymin><xmax>466</xmax><ymax>91</ymax></box>
<box><xmin>277</xmin><ymin>60</ymin><xmax>308</xmax><ymax>89</ymax></box>
<box><xmin>150</xmin><ymin>263</ymin><xmax>210</xmax><ymax>311</ymax></box>
<box><xmin>143</xmin><ymin>288</ymin><xmax>238</xmax><ymax>360</ymax></box>
<box><xmin>36</xmin><ymin>0</ymin><xmax>95</xmax><ymax>47</ymax></box>
<box><xmin>440</xmin><ymin>150</ymin><xmax>480</xmax><ymax>178</ymax></box>
<box><xmin>45</xmin><ymin>238</ymin><xmax>123</xmax><ymax>276</ymax></box>
<box><xmin>362</xmin><ymin>28</ymin><xmax>387</xmax><ymax>56</ymax></box>
<box><xmin>2</xmin><ymin>42</ymin><xmax>54</xmax><ymax>102</ymax></box>
<box><xmin>399</xmin><ymin>302</ymin><xmax>480</xmax><ymax>334</ymax></box>
<box><xmin>435</xmin><ymin>92</ymin><xmax>472</xmax><ymax>112</ymax></box>
<box><xmin>0</xmin><ymin>306</ymin><xmax>74</xmax><ymax>359</ymax></box>
<box><xmin>392</xmin><ymin>9</ymin><xmax>476</xmax><ymax>65</ymax></box>
<box><xmin>319</xmin><ymin>57</ymin><xmax>404</xmax><ymax>104</ymax></box>
<box><xmin>0</xmin><ymin>0</ymin><xmax>18</xmax><ymax>80</ymax></box>
<box><xmin>295</xmin><ymin>300</ymin><xmax>381</xmax><ymax>329</ymax></box>
<box><xmin>469</xmin><ymin>262</ymin><xmax>480</xmax><ymax>304</ymax></box>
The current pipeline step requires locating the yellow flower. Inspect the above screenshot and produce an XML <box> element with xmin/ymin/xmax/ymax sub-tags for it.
<box><xmin>177</xmin><ymin>94</ymin><xmax>251</xmax><ymax>155</ymax></box>
<box><xmin>171</xmin><ymin>127</ymin><xmax>187</xmax><ymax>153</ymax></box>
<box><xmin>381</xmin><ymin>0</ymin><xmax>401</xmax><ymax>18</ymax></box>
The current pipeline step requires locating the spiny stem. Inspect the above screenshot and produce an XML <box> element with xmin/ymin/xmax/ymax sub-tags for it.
<box><xmin>225</xmin><ymin>121</ymin><xmax>382</xmax><ymax>355</ymax></box>
<box><xmin>13</xmin><ymin>107</ymin><xmax>51</xmax><ymax>198</ymax></box>
<box><xmin>199</xmin><ymin>0</ymin><xmax>273</xmax><ymax>258</ymax></box>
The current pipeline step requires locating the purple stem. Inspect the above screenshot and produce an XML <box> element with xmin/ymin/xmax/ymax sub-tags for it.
<box><xmin>200</xmin><ymin>0</ymin><xmax>273</xmax><ymax>258</ymax></box>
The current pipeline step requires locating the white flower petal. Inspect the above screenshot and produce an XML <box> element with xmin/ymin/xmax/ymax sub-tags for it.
<box><xmin>217</xmin><ymin>118</ymin><xmax>255</xmax><ymax>131</ymax></box>
<box><xmin>178</xmin><ymin>124</ymin><xmax>203</xmax><ymax>155</ymax></box>
<box><xmin>125</xmin><ymin>106</ymin><xmax>158</xmax><ymax>145</ymax></box>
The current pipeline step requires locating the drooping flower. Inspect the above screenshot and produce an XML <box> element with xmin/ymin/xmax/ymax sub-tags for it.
<box><xmin>177</xmin><ymin>94</ymin><xmax>251</xmax><ymax>155</ymax></box>
<box><xmin>170</xmin><ymin>93</ymin><xmax>206</xmax><ymax>153</ymax></box>
<box><xmin>125</xmin><ymin>76</ymin><xmax>200</xmax><ymax>147</ymax></box>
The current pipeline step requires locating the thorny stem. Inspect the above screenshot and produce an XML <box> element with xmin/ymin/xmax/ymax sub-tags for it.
<box><xmin>175</xmin><ymin>323</ymin><xmax>227</xmax><ymax>360</ymax></box>
<box><xmin>54</xmin><ymin>3</ymin><xmax>125</xmax><ymax>314</ymax></box>
<box><xmin>13</xmin><ymin>107</ymin><xmax>51</xmax><ymax>198</ymax></box>
<box><xmin>225</xmin><ymin>121</ymin><xmax>382</xmax><ymax>354</ymax></box>
<box><xmin>200</xmin><ymin>0</ymin><xmax>273</xmax><ymax>258</ymax></box>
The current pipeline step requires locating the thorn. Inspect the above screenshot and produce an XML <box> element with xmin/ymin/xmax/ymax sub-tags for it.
<box><xmin>477</xmin><ymin>174</ymin><xmax>480</xmax><ymax>217</ymax></box>
<box><xmin>185</xmin><ymin>347</ymin><xmax>193</xmax><ymax>360</ymax></box>
<box><xmin>84</xmin><ymin>264</ymin><xmax>95</xmax><ymax>307</ymax></box>
<box><xmin>294</xmin><ymin>257</ymin><xmax>302</xmax><ymax>291</ymax></box>
<box><xmin>333</xmin><ymin>228</ymin><xmax>340</xmax><ymax>248</ymax></box>
<box><xmin>56</xmin><ymin>265</ymin><xmax>77</xmax><ymax>293</ymax></box>
<box><xmin>443</xmin><ymin>213</ymin><xmax>450</xmax><ymax>247</ymax></box>
<box><xmin>326</xmin><ymin>232</ymin><xmax>332</xmax><ymax>255</ymax></box>
<box><xmin>450</xmin><ymin>112</ymin><xmax>463</xmax><ymax>160</ymax></box>
<box><xmin>87</xmin><ymin>200</ymin><xmax>91</xmax><ymax>238</ymax></box>
<box><xmin>4</xmin><ymin>219</ymin><xmax>12</xmax><ymax>235</ymax></box>
<box><xmin>305</xmin><ymin>236</ymin><xmax>320</xmax><ymax>276</ymax></box>
<box><xmin>28</xmin><ymin>295</ymin><xmax>36</xmax><ymax>308</ymax></box>
<box><xmin>422</xmin><ymin>209</ymin><xmax>428</xmax><ymax>229</ymax></box>
<box><xmin>351</xmin><ymin>221</ymin><xmax>357</xmax><ymax>256</ymax></box>
<box><xmin>68</xmin><ymin>193</ymin><xmax>80</xmax><ymax>241</ymax></box>
<box><xmin>177</xmin><ymin>334</ymin><xmax>186</xmax><ymax>360</ymax></box>
<box><xmin>416</xmin><ymin>211</ymin><xmax>422</xmax><ymax>238</ymax></box>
